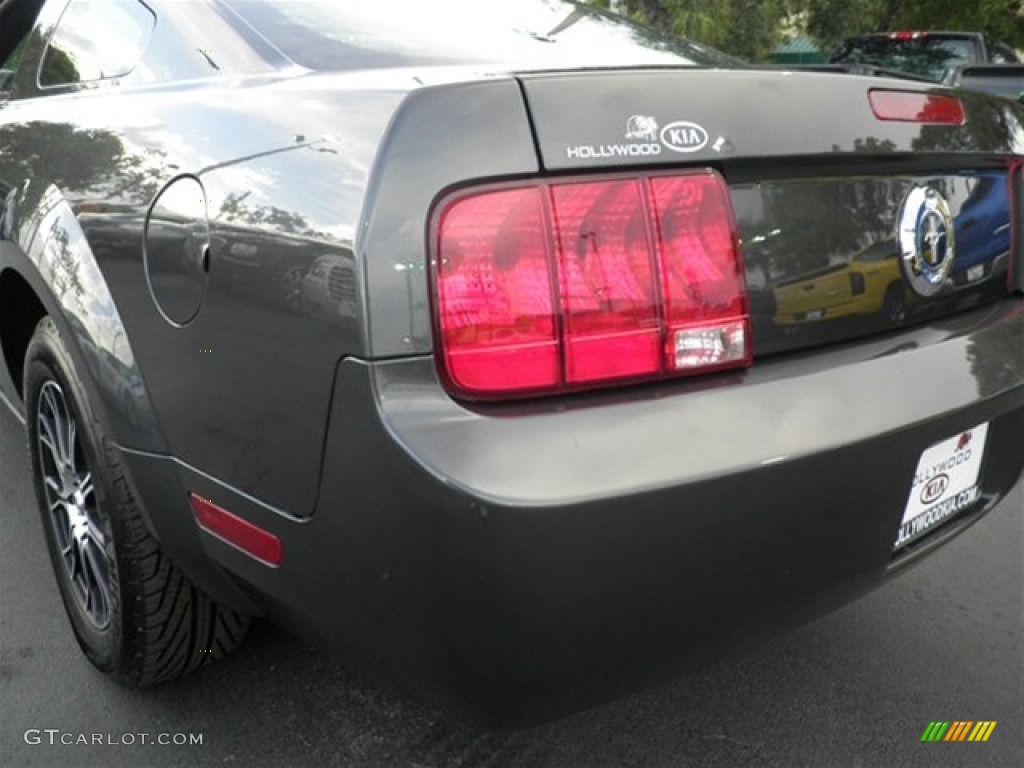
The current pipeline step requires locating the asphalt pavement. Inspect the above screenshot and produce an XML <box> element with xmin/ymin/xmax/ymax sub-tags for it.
<box><xmin>1</xmin><ymin>399</ymin><xmax>1021</xmax><ymax>768</ymax></box>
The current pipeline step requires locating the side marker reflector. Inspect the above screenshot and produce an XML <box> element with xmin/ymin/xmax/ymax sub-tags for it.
<box><xmin>190</xmin><ymin>493</ymin><xmax>282</xmax><ymax>567</ymax></box>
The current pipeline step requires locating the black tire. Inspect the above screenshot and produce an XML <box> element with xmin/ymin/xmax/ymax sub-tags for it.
<box><xmin>882</xmin><ymin>283</ymin><xmax>907</xmax><ymax>324</ymax></box>
<box><xmin>24</xmin><ymin>317</ymin><xmax>248</xmax><ymax>687</ymax></box>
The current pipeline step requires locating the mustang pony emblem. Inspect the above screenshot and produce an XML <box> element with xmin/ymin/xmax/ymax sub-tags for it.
<box><xmin>898</xmin><ymin>186</ymin><xmax>956</xmax><ymax>297</ymax></box>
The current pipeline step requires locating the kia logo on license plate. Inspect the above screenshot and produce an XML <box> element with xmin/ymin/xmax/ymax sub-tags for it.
<box><xmin>920</xmin><ymin>473</ymin><xmax>950</xmax><ymax>505</ymax></box>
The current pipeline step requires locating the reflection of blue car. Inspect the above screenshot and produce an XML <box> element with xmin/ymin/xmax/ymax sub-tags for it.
<box><xmin>952</xmin><ymin>174</ymin><xmax>1011</xmax><ymax>286</ymax></box>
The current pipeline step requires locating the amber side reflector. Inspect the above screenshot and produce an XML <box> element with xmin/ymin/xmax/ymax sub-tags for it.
<box><xmin>868</xmin><ymin>90</ymin><xmax>965</xmax><ymax>125</ymax></box>
<box><xmin>190</xmin><ymin>493</ymin><xmax>282</xmax><ymax>567</ymax></box>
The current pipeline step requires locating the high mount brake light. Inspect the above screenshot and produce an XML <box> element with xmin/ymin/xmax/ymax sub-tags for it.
<box><xmin>890</xmin><ymin>30</ymin><xmax>925</xmax><ymax>41</ymax></box>
<box><xmin>432</xmin><ymin>171</ymin><xmax>751</xmax><ymax>399</ymax></box>
<box><xmin>869</xmin><ymin>90</ymin><xmax>965</xmax><ymax>125</ymax></box>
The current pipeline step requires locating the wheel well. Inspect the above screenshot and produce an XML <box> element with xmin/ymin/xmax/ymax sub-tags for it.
<box><xmin>0</xmin><ymin>269</ymin><xmax>47</xmax><ymax>399</ymax></box>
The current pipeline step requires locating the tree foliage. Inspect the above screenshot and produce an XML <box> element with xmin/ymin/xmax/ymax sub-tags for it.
<box><xmin>589</xmin><ymin>0</ymin><xmax>1024</xmax><ymax>60</ymax></box>
<box><xmin>601</xmin><ymin>0</ymin><xmax>786</xmax><ymax>61</ymax></box>
<box><xmin>799</xmin><ymin>0</ymin><xmax>1024</xmax><ymax>52</ymax></box>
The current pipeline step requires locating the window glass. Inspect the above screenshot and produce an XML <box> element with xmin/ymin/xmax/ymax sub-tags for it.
<box><xmin>990</xmin><ymin>43</ymin><xmax>1018</xmax><ymax>64</ymax></box>
<box><xmin>833</xmin><ymin>36</ymin><xmax>977</xmax><ymax>81</ymax></box>
<box><xmin>39</xmin><ymin>0</ymin><xmax>155</xmax><ymax>87</ymax></box>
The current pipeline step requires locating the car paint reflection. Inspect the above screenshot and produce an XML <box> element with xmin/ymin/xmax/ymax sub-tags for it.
<box><xmin>773</xmin><ymin>238</ymin><xmax>909</xmax><ymax>326</ymax></box>
<box><xmin>733</xmin><ymin>172</ymin><xmax>1013</xmax><ymax>348</ymax></box>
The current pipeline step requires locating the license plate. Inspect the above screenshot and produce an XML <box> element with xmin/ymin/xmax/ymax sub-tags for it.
<box><xmin>966</xmin><ymin>264</ymin><xmax>985</xmax><ymax>283</ymax></box>
<box><xmin>895</xmin><ymin>423</ymin><xmax>988</xmax><ymax>549</ymax></box>
<box><xmin>805</xmin><ymin>309</ymin><xmax>824</xmax><ymax>320</ymax></box>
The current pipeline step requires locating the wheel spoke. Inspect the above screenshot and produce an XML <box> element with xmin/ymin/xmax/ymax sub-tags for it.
<box><xmin>51</xmin><ymin>503</ymin><xmax>70</xmax><ymax>538</ymax></box>
<box><xmin>85</xmin><ymin>518</ymin><xmax>106</xmax><ymax>551</ymax></box>
<box><xmin>81</xmin><ymin>543</ymin><xmax>111</xmax><ymax>625</ymax></box>
<box><xmin>41</xmin><ymin>384</ymin><xmax>60</xmax><ymax>422</ymax></box>
<box><xmin>38</xmin><ymin>431</ymin><xmax>61</xmax><ymax>470</ymax></box>
<box><xmin>64</xmin><ymin>417</ymin><xmax>78</xmax><ymax>472</ymax></box>
<box><xmin>38</xmin><ymin>415</ymin><xmax>62</xmax><ymax>470</ymax></box>
<box><xmin>68</xmin><ymin>540</ymin><xmax>83</xmax><ymax>586</ymax></box>
<box><xmin>41</xmin><ymin>386</ymin><xmax>68</xmax><ymax>461</ymax></box>
<box><xmin>77</xmin><ymin>472</ymin><xmax>94</xmax><ymax>502</ymax></box>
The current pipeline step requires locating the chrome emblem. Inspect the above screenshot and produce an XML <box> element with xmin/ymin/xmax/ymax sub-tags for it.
<box><xmin>898</xmin><ymin>186</ymin><xmax>955</xmax><ymax>297</ymax></box>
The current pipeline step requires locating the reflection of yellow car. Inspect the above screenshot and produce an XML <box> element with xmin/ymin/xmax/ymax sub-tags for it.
<box><xmin>774</xmin><ymin>240</ymin><xmax>908</xmax><ymax>326</ymax></box>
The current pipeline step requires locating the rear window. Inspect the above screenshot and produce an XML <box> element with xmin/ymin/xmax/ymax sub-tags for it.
<box><xmin>220</xmin><ymin>0</ymin><xmax>741</xmax><ymax>71</ymax></box>
<box><xmin>832</xmin><ymin>35</ymin><xmax>978</xmax><ymax>81</ymax></box>
<box><xmin>988</xmin><ymin>41</ymin><xmax>1020</xmax><ymax>64</ymax></box>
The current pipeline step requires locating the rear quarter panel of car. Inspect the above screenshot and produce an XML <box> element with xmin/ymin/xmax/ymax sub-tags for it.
<box><xmin>0</xmin><ymin>69</ymin><xmax>409</xmax><ymax>516</ymax></box>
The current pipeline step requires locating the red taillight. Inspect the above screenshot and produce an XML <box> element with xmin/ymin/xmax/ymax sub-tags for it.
<box><xmin>433</xmin><ymin>171</ymin><xmax>751</xmax><ymax>399</ymax></box>
<box><xmin>889</xmin><ymin>30</ymin><xmax>924</xmax><ymax>41</ymax></box>
<box><xmin>869</xmin><ymin>89</ymin><xmax>965</xmax><ymax>125</ymax></box>
<box><xmin>551</xmin><ymin>179</ymin><xmax>660</xmax><ymax>383</ymax></box>
<box><xmin>433</xmin><ymin>187</ymin><xmax>558</xmax><ymax>393</ymax></box>
<box><xmin>190</xmin><ymin>494</ymin><xmax>282</xmax><ymax>567</ymax></box>
<box><xmin>650</xmin><ymin>175</ymin><xmax>749</xmax><ymax>372</ymax></box>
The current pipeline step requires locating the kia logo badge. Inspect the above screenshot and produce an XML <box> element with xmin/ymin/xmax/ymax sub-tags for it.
<box><xmin>659</xmin><ymin>121</ymin><xmax>709</xmax><ymax>153</ymax></box>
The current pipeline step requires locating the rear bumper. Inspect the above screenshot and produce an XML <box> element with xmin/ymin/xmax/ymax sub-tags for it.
<box><xmin>150</xmin><ymin>297</ymin><xmax>1024</xmax><ymax>719</ymax></box>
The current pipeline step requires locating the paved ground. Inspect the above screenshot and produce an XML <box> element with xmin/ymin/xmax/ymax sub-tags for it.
<box><xmin>1</xmin><ymin>399</ymin><xmax>1021</xmax><ymax>767</ymax></box>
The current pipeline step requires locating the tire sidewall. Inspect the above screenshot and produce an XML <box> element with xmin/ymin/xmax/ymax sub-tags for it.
<box><xmin>883</xmin><ymin>283</ymin><xmax>907</xmax><ymax>323</ymax></box>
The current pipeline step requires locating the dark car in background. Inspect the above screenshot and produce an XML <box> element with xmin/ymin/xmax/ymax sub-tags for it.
<box><xmin>831</xmin><ymin>30</ymin><xmax>1020</xmax><ymax>82</ymax></box>
<box><xmin>1</xmin><ymin>0</ymin><xmax>1022</xmax><ymax>721</ymax></box>
<box><xmin>946</xmin><ymin>63</ymin><xmax>1024</xmax><ymax>101</ymax></box>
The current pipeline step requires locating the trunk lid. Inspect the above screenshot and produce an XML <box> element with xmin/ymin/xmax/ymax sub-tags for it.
<box><xmin>518</xmin><ymin>69</ymin><xmax>1022</xmax><ymax>356</ymax></box>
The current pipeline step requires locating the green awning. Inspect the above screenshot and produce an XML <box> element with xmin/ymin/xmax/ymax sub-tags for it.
<box><xmin>772</xmin><ymin>37</ymin><xmax>825</xmax><ymax>65</ymax></box>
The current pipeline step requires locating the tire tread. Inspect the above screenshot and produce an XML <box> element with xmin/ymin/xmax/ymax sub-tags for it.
<box><xmin>25</xmin><ymin>317</ymin><xmax>248</xmax><ymax>688</ymax></box>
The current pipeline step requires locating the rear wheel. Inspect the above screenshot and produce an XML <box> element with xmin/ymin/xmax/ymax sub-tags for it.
<box><xmin>25</xmin><ymin>317</ymin><xmax>248</xmax><ymax>686</ymax></box>
<box><xmin>882</xmin><ymin>283</ymin><xmax>907</xmax><ymax>324</ymax></box>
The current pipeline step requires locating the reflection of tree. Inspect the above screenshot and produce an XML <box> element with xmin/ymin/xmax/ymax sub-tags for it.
<box><xmin>914</xmin><ymin>93</ymin><xmax>1022</xmax><ymax>154</ymax></box>
<box><xmin>761</xmin><ymin>159</ymin><xmax>907</xmax><ymax>280</ymax></box>
<box><xmin>45</xmin><ymin>208</ymin><xmax>85</xmax><ymax>308</ymax></box>
<box><xmin>38</xmin><ymin>43</ymin><xmax>80</xmax><ymax>87</ymax></box>
<box><xmin>848</xmin><ymin>137</ymin><xmax>898</xmax><ymax>155</ymax></box>
<box><xmin>613</xmin><ymin>0</ymin><xmax>777</xmax><ymax>62</ymax></box>
<box><xmin>0</xmin><ymin>121</ymin><xmax>166</xmax><ymax>206</ymax></box>
<box><xmin>215</xmin><ymin>191</ymin><xmax>333</xmax><ymax>241</ymax></box>
<box><xmin>1</xmin><ymin>122</ymin><xmax>117</xmax><ymax>190</ymax></box>
<box><xmin>966</xmin><ymin>317</ymin><xmax>1024</xmax><ymax>399</ymax></box>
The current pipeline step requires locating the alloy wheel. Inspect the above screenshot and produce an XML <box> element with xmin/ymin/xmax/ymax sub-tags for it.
<box><xmin>35</xmin><ymin>380</ymin><xmax>112</xmax><ymax>630</ymax></box>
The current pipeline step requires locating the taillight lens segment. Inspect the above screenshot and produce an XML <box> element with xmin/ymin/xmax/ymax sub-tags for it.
<box><xmin>433</xmin><ymin>171</ymin><xmax>750</xmax><ymax>398</ymax></box>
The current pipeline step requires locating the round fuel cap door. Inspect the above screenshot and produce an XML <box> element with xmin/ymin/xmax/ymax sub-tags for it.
<box><xmin>144</xmin><ymin>175</ymin><xmax>211</xmax><ymax>327</ymax></box>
